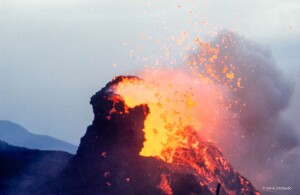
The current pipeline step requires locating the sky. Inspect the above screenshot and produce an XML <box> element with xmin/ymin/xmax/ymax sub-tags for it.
<box><xmin>0</xmin><ymin>0</ymin><xmax>299</xmax><ymax>145</ymax></box>
<box><xmin>1</xmin><ymin>0</ymin><xmax>300</xmax><ymax>193</ymax></box>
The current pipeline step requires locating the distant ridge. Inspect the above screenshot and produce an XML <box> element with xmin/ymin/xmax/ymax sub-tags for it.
<box><xmin>0</xmin><ymin>120</ymin><xmax>77</xmax><ymax>154</ymax></box>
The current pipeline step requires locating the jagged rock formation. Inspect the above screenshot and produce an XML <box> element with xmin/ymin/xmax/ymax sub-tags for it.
<box><xmin>57</xmin><ymin>76</ymin><xmax>212</xmax><ymax>195</ymax></box>
<box><xmin>0</xmin><ymin>76</ymin><xmax>259</xmax><ymax>194</ymax></box>
<box><xmin>56</xmin><ymin>76</ymin><xmax>259</xmax><ymax>195</ymax></box>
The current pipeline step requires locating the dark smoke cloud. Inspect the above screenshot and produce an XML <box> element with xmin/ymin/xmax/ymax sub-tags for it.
<box><xmin>191</xmin><ymin>31</ymin><xmax>300</xmax><ymax>194</ymax></box>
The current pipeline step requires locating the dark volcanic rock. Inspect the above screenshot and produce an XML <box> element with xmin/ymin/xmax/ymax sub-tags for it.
<box><xmin>57</xmin><ymin>76</ymin><xmax>213</xmax><ymax>195</ymax></box>
<box><xmin>0</xmin><ymin>76</ymin><xmax>259</xmax><ymax>194</ymax></box>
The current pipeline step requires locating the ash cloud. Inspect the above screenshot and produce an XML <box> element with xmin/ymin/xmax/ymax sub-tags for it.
<box><xmin>191</xmin><ymin>31</ymin><xmax>300</xmax><ymax>193</ymax></box>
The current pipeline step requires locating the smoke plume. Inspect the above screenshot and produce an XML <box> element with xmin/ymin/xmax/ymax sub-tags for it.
<box><xmin>127</xmin><ymin>30</ymin><xmax>299</xmax><ymax>193</ymax></box>
<box><xmin>187</xmin><ymin>31</ymin><xmax>299</xmax><ymax>193</ymax></box>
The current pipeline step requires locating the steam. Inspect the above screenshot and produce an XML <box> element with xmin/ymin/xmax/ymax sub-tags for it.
<box><xmin>188</xmin><ymin>31</ymin><xmax>300</xmax><ymax>193</ymax></box>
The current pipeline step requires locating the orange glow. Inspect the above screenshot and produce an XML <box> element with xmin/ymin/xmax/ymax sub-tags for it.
<box><xmin>109</xmin><ymin>71</ymin><xmax>258</xmax><ymax>194</ymax></box>
<box><xmin>158</xmin><ymin>174</ymin><xmax>172</xmax><ymax>195</ymax></box>
<box><xmin>114</xmin><ymin>69</ymin><xmax>224</xmax><ymax>162</ymax></box>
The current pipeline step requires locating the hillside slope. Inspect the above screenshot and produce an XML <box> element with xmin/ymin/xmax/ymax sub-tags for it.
<box><xmin>0</xmin><ymin>120</ymin><xmax>77</xmax><ymax>154</ymax></box>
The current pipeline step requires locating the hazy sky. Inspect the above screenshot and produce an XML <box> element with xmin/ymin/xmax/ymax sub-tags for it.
<box><xmin>0</xmin><ymin>0</ymin><xmax>299</xmax><ymax>145</ymax></box>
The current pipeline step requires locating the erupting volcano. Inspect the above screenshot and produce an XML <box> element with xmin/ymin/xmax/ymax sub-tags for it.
<box><xmin>56</xmin><ymin>75</ymin><xmax>259</xmax><ymax>195</ymax></box>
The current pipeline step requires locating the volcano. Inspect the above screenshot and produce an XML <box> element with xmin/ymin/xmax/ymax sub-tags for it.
<box><xmin>53</xmin><ymin>76</ymin><xmax>259</xmax><ymax>195</ymax></box>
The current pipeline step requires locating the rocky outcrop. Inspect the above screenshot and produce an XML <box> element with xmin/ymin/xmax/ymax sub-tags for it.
<box><xmin>0</xmin><ymin>76</ymin><xmax>259</xmax><ymax>194</ymax></box>
<box><xmin>56</xmin><ymin>76</ymin><xmax>213</xmax><ymax>195</ymax></box>
<box><xmin>56</xmin><ymin>76</ymin><xmax>258</xmax><ymax>194</ymax></box>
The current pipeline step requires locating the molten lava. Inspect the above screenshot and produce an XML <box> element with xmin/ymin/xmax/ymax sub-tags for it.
<box><xmin>113</xmin><ymin>70</ymin><xmax>223</xmax><ymax>162</ymax></box>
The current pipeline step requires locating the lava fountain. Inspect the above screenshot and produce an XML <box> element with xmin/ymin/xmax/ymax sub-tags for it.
<box><xmin>105</xmin><ymin>70</ymin><xmax>259</xmax><ymax>194</ymax></box>
<box><xmin>113</xmin><ymin>69</ymin><xmax>225</xmax><ymax>162</ymax></box>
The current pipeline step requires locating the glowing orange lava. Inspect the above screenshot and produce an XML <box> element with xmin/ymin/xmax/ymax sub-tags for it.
<box><xmin>114</xmin><ymin>69</ymin><xmax>224</xmax><ymax>162</ymax></box>
<box><xmin>110</xmin><ymin>70</ymin><xmax>259</xmax><ymax>194</ymax></box>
